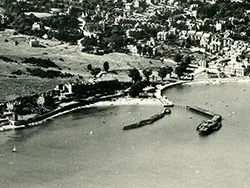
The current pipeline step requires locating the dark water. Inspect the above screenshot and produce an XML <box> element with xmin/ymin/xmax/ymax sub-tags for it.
<box><xmin>0</xmin><ymin>82</ymin><xmax>250</xmax><ymax>188</ymax></box>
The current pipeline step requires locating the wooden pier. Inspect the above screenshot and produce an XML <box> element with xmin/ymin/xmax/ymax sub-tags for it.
<box><xmin>186</xmin><ymin>106</ymin><xmax>218</xmax><ymax>118</ymax></box>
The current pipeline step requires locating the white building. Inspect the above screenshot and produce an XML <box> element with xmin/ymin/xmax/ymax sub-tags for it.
<box><xmin>29</xmin><ymin>39</ymin><xmax>40</xmax><ymax>47</ymax></box>
<box><xmin>223</xmin><ymin>65</ymin><xmax>245</xmax><ymax>77</ymax></box>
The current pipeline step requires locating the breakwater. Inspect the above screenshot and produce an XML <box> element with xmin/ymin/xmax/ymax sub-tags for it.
<box><xmin>123</xmin><ymin>108</ymin><xmax>171</xmax><ymax>130</ymax></box>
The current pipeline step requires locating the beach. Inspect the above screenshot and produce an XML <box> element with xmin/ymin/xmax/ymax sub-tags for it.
<box><xmin>183</xmin><ymin>77</ymin><xmax>250</xmax><ymax>86</ymax></box>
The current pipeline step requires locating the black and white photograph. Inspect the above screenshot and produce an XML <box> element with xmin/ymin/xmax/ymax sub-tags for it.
<box><xmin>0</xmin><ymin>0</ymin><xmax>249</xmax><ymax>187</ymax></box>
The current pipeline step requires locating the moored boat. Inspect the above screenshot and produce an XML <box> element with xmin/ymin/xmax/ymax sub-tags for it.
<box><xmin>197</xmin><ymin>115</ymin><xmax>222</xmax><ymax>135</ymax></box>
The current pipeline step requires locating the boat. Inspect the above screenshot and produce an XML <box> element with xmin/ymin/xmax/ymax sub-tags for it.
<box><xmin>197</xmin><ymin>116</ymin><xmax>222</xmax><ymax>135</ymax></box>
<box><xmin>12</xmin><ymin>145</ymin><xmax>16</xmax><ymax>152</ymax></box>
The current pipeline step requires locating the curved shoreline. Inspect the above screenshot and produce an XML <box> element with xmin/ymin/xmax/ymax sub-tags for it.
<box><xmin>0</xmin><ymin>96</ymin><xmax>165</xmax><ymax>132</ymax></box>
<box><xmin>1</xmin><ymin>77</ymin><xmax>244</xmax><ymax>132</ymax></box>
<box><xmin>183</xmin><ymin>77</ymin><xmax>250</xmax><ymax>86</ymax></box>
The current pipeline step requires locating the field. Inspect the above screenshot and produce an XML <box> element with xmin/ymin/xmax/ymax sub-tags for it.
<box><xmin>0</xmin><ymin>29</ymin><xmax>174</xmax><ymax>101</ymax></box>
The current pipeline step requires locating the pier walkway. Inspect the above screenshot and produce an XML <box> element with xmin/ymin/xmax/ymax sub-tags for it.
<box><xmin>174</xmin><ymin>104</ymin><xmax>221</xmax><ymax>118</ymax></box>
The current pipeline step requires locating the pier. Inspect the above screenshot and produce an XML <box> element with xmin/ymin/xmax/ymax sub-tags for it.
<box><xmin>186</xmin><ymin>106</ymin><xmax>218</xmax><ymax>118</ymax></box>
<box><xmin>173</xmin><ymin>104</ymin><xmax>220</xmax><ymax>118</ymax></box>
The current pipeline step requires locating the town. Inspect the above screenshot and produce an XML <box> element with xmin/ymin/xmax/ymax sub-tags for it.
<box><xmin>0</xmin><ymin>0</ymin><xmax>250</xmax><ymax>77</ymax></box>
<box><xmin>0</xmin><ymin>0</ymin><xmax>250</xmax><ymax>130</ymax></box>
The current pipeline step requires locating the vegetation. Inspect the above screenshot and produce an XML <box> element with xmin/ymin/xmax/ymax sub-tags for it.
<box><xmin>158</xmin><ymin>66</ymin><xmax>173</xmax><ymax>80</ymax></box>
<box><xmin>103</xmin><ymin>61</ymin><xmax>109</xmax><ymax>72</ymax></box>
<box><xmin>129</xmin><ymin>81</ymin><xmax>148</xmax><ymax>97</ymax></box>
<box><xmin>87</xmin><ymin>64</ymin><xmax>93</xmax><ymax>71</ymax></box>
<box><xmin>11</xmin><ymin>70</ymin><xmax>23</xmax><ymax>75</ymax></box>
<box><xmin>142</xmin><ymin>68</ymin><xmax>152</xmax><ymax>81</ymax></box>
<box><xmin>90</xmin><ymin>67</ymin><xmax>101</xmax><ymax>77</ymax></box>
<box><xmin>128</xmin><ymin>68</ymin><xmax>142</xmax><ymax>83</ymax></box>
<box><xmin>27</xmin><ymin>68</ymin><xmax>73</xmax><ymax>78</ymax></box>
<box><xmin>174</xmin><ymin>53</ymin><xmax>183</xmax><ymax>63</ymax></box>
<box><xmin>22</xmin><ymin>57</ymin><xmax>59</xmax><ymax>69</ymax></box>
<box><xmin>0</xmin><ymin>56</ymin><xmax>15</xmax><ymax>62</ymax></box>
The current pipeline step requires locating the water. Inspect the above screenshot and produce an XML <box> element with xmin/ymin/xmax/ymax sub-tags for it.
<box><xmin>0</xmin><ymin>82</ymin><xmax>250</xmax><ymax>188</ymax></box>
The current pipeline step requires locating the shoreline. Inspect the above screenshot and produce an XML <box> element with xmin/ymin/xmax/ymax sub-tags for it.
<box><xmin>0</xmin><ymin>96</ymin><xmax>165</xmax><ymax>132</ymax></box>
<box><xmin>2</xmin><ymin>76</ymin><xmax>247</xmax><ymax>132</ymax></box>
<box><xmin>184</xmin><ymin>77</ymin><xmax>250</xmax><ymax>86</ymax></box>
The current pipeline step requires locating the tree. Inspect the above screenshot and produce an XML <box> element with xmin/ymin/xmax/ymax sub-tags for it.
<box><xmin>175</xmin><ymin>65</ymin><xmax>185</xmax><ymax>79</ymax></box>
<box><xmin>87</xmin><ymin>64</ymin><xmax>93</xmax><ymax>71</ymax></box>
<box><xmin>142</xmin><ymin>68</ymin><xmax>152</xmax><ymax>81</ymax></box>
<box><xmin>91</xmin><ymin>67</ymin><xmax>101</xmax><ymax>77</ymax></box>
<box><xmin>174</xmin><ymin>53</ymin><xmax>182</xmax><ymax>62</ymax></box>
<box><xmin>166</xmin><ymin>66</ymin><xmax>173</xmax><ymax>77</ymax></box>
<box><xmin>183</xmin><ymin>55</ymin><xmax>191</xmax><ymax>65</ymax></box>
<box><xmin>128</xmin><ymin>68</ymin><xmax>142</xmax><ymax>83</ymax></box>
<box><xmin>103</xmin><ymin>61</ymin><xmax>109</xmax><ymax>72</ymax></box>
<box><xmin>129</xmin><ymin>81</ymin><xmax>148</xmax><ymax>97</ymax></box>
<box><xmin>158</xmin><ymin>67</ymin><xmax>168</xmax><ymax>80</ymax></box>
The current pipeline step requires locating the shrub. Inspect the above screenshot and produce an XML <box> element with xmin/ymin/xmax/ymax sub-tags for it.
<box><xmin>103</xmin><ymin>61</ymin><xmax>109</xmax><ymax>72</ymax></box>
<box><xmin>27</xmin><ymin>68</ymin><xmax>73</xmax><ymax>78</ymax></box>
<box><xmin>22</xmin><ymin>57</ymin><xmax>59</xmax><ymax>69</ymax></box>
<box><xmin>11</xmin><ymin>70</ymin><xmax>23</xmax><ymax>75</ymax></box>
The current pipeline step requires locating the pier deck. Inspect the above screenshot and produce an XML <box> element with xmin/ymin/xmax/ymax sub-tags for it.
<box><xmin>186</xmin><ymin>106</ymin><xmax>218</xmax><ymax>118</ymax></box>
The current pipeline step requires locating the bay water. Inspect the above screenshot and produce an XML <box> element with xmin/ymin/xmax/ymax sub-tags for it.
<box><xmin>0</xmin><ymin>82</ymin><xmax>250</xmax><ymax>188</ymax></box>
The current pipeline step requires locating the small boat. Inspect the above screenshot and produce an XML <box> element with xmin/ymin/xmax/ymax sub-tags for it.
<box><xmin>12</xmin><ymin>145</ymin><xmax>16</xmax><ymax>152</ymax></box>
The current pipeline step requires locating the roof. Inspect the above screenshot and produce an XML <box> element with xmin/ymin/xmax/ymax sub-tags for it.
<box><xmin>195</xmin><ymin>31</ymin><xmax>204</xmax><ymax>37</ymax></box>
<box><xmin>187</xmin><ymin>30</ymin><xmax>196</xmax><ymax>36</ymax></box>
<box><xmin>202</xmin><ymin>33</ymin><xmax>211</xmax><ymax>38</ymax></box>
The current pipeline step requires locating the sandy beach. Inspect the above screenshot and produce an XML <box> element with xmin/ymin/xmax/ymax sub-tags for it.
<box><xmin>184</xmin><ymin>77</ymin><xmax>250</xmax><ymax>86</ymax></box>
<box><xmin>87</xmin><ymin>97</ymin><xmax>163</xmax><ymax>107</ymax></box>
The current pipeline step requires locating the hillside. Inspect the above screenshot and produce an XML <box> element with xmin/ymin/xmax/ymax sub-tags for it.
<box><xmin>0</xmin><ymin>29</ymin><xmax>173</xmax><ymax>101</ymax></box>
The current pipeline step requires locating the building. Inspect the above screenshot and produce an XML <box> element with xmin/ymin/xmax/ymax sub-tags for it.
<box><xmin>222</xmin><ymin>65</ymin><xmax>245</xmax><ymax>77</ymax></box>
<box><xmin>29</xmin><ymin>39</ymin><xmax>40</xmax><ymax>47</ymax></box>
<box><xmin>157</xmin><ymin>31</ymin><xmax>168</xmax><ymax>41</ymax></box>
<box><xmin>194</xmin><ymin>31</ymin><xmax>203</xmax><ymax>41</ymax></box>
<box><xmin>187</xmin><ymin>30</ymin><xmax>196</xmax><ymax>40</ymax></box>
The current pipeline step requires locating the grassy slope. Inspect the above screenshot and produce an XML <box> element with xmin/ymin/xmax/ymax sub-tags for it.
<box><xmin>0</xmin><ymin>29</ymin><xmax>174</xmax><ymax>101</ymax></box>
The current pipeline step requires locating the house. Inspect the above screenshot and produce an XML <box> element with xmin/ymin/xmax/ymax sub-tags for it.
<box><xmin>179</xmin><ymin>30</ymin><xmax>187</xmax><ymax>37</ymax></box>
<box><xmin>209</xmin><ymin>35</ymin><xmax>222</xmax><ymax>52</ymax></box>
<box><xmin>32</xmin><ymin>22</ymin><xmax>42</xmax><ymax>31</ymax></box>
<box><xmin>194</xmin><ymin>31</ymin><xmax>203</xmax><ymax>41</ymax></box>
<box><xmin>130</xmin><ymin>45</ymin><xmax>138</xmax><ymax>56</ymax></box>
<box><xmin>50</xmin><ymin>8</ymin><xmax>62</xmax><ymax>15</ymax></box>
<box><xmin>134</xmin><ymin>0</ymin><xmax>140</xmax><ymax>7</ymax></box>
<box><xmin>215</xmin><ymin>22</ymin><xmax>222</xmax><ymax>32</ymax></box>
<box><xmin>37</xmin><ymin>95</ymin><xmax>45</xmax><ymax>106</ymax></box>
<box><xmin>168</xmin><ymin>27</ymin><xmax>177</xmax><ymax>36</ymax></box>
<box><xmin>187</xmin><ymin>30</ymin><xmax>196</xmax><ymax>40</ymax></box>
<box><xmin>200</xmin><ymin>32</ymin><xmax>211</xmax><ymax>49</ymax></box>
<box><xmin>29</xmin><ymin>39</ymin><xmax>40</xmax><ymax>47</ymax></box>
<box><xmin>222</xmin><ymin>37</ymin><xmax>234</xmax><ymax>48</ymax></box>
<box><xmin>157</xmin><ymin>31</ymin><xmax>168</xmax><ymax>41</ymax></box>
<box><xmin>222</xmin><ymin>65</ymin><xmax>245</xmax><ymax>77</ymax></box>
<box><xmin>125</xmin><ymin>3</ymin><xmax>133</xmax><ymax>11</ymax></box>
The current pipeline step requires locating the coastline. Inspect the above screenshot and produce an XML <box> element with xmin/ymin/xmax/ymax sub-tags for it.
<box><xmin>0</xmin><ymin>96</ymin><xmax>166</xmax><ymax>132</ymax></box>
<box><xmin>2</xmin><ymin>76</ymin><xmax>246</xmax><ymax>133</ymax></box>
<box><xmin>183</xmin><ymin>77</ymin><xmax>250</xmax><ymax>86</ymax></box>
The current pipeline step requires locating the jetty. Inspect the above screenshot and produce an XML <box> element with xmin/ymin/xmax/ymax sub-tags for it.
<box><xmin>186</xmin><ymin>106</ymin><xmax>218</xmax><ymax>118</ymax></box>
<box><xmin>185</xmin><ymin>106</ymin><xmax>222</xmax><ymax>135</ymax></box>
<box><xmin>123</xmin><ymin>108</ymin><xmax>171</xmax><ymax>130</ymax></box>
